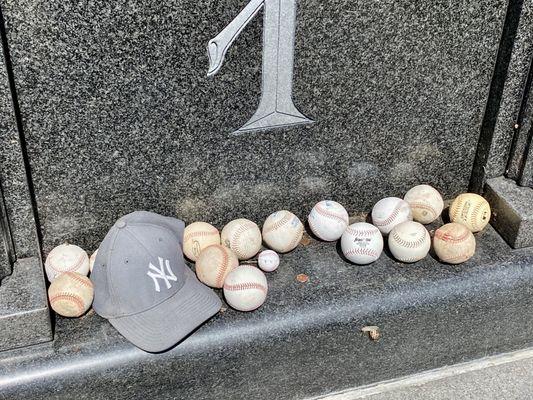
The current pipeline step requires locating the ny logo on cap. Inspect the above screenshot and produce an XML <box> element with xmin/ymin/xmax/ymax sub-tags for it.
<box><xmin>147</xmin><ymin>257</ymin><xmax>178</xmax><ymax>292</ymax></box>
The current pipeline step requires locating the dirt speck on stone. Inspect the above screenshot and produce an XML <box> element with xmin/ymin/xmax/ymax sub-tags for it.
<box><xmin>296</xmin><ymin>273</ymin><xmax>309</xmax><ymax>283</ymax></box>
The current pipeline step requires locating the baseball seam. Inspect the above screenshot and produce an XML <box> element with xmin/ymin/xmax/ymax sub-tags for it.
<box><xmin>314</xmin><ymin>204</ymin><xmax>348</xmax><ymax>224</ymax></box>
<box><xmin>373</xmin><ymin>203</ymin><xmax>403</xmax><ymax>227</ymax></box>
<box><xmin>345</xmin><ymin>248</ymin><xmax>379</xmax><ymax>258</ymax></box>
<box><xmin>263</xmin><ymin>213</ymin><xmax>291</xmax><ymax>235</ymax></box>
<box><xmin>408</xmin><ymin>201</ymin><xmax>437</xmax><ymax>218</ymax></box>
<box><xmin>450</xmin><ymin>201</ymin><xmax>461</xmax><ymax>223</ymax></box>
<box><xmin>64</xmin><ymin>272</ymin><xmax>93</xmax><ymax>288</ymax></box>
<box><xmin>471</xmin><ymin>201</ymin><xmax>486</xmax><ymax>231</ymax></box>
<box><xmin>345</xmin><ymin>227</ymin><xmax>379</xmax><ymax>237</ymax></box>
<box><xmin>224</xmin><ymin>282</ymin><xmax>268</xmax><ymax>295</ymax></box>
<box><xmin>184</xmin><ymin>230</ymin><xmax>219</xmax><ymax>242</ymax></box>
<box><xmin>391</xmin><ymin>230</ymin><xmax>428</xmax><ymax>249</ymax></box>
<box><xmin>47</xmin><ymin>252</ymin><xmax>87</xmax><ymax>273</ymax></box>
<box><xmin>287</xmin><ymin>224</ymin><xmax>303</xmax><ymax>251</ymax></box>
<box><xmin>231</xmin><ymin>223</ymin><xmax>256</xmax><ymax>258</ymax></box>
<box><xmin>49</xmin><ymin>293</ymin><xmax>85</xmax><ymax>314</ymax></box>
<box><xmin>434</xmin><ymin>229</ymin><xmax>470</xmax><ymax>243</ymax></box>
<box><xmin>215</xmin><ymin>247</ymin><xmax>230</xmax><ymax>287</ymax></box>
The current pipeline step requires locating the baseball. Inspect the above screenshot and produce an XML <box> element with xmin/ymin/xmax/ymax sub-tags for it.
<box><xmin>258</xmin><ymin>250</ymin><xmax>280</xmax><ymax>272</ymax></box>
<box><xmin>308</xmin><ymin>200</ymin><xmax>349</xmax><ymax>241</ymax></box>
<box><xmin>195</xmin><ymin>244</ymin><xmax>239</xmax><ymax>288</ymax></box>
<box><xmin>221</xmin><ymin>218</ymin><xmax>262</xmax><ymax>260</ymax></box>
<box><xmin>183</xmin><ymin>221</ymin><xmax>221</xmax><ymax>261</ymax></box>
<box><xmin>372</xmin><ymin>197</ymin><xmax>413</xmax><ymax>235</ymax></box>
<box><xmin>433</xmin><ymin>223</ymin><xmax>476</xmax><ymax>264</ymax></box>
<box><xmin>449</xmin><ymin>193</ymin><xmax>491</xmax><ymax>232</ymax></box>
<box><xmin>48</xmin><ymin>272</ymin><xmax>94</xmax><ymax>317</ymax></box>
<box><xmin>262</xmin><ymin>210</ymin><xmax>304</xmax><ymax>253</ymax></box>
<box><xmin>45</xmin><ymin>243</ymin><xmax>90</xmax><ymax>282</ymax></box>
<box><xmin>89</xmin><ymin>249</ymin><xmax>98</xmax><ymax>273</ymax></box>
<box><xmin>223</xmin><ymin>265</ymin><xmax>268</xmax><ymax>312</ymax></box>
<box><xmin>388</xmin><ymin>221</ymin><xmax>431</xmax><ymax>263</ymax></box>
<box><xmin>404</xmin><ymin>184</ymin><xmax>444</xmax><ymax>224</ymax></box>
<box><xmin>340</xmin><ymin>223</ymin><xmax>383</xmax><ymax>264</ymax></box>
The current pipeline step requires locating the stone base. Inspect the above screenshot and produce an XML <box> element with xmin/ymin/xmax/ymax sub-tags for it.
<box><xmin>0</xmin><ymin>226</ymin><xmax>532</xmax><ymax>399</ymax></box>
<box><xmin>0</xmin><ymin>257</ymin><xmax>52</xmax><ymax>351</ymax></box>
<box><xmin>485</xmin><ymin>177</ymin><xmax>533</xmax><ymax>249</ymax></box>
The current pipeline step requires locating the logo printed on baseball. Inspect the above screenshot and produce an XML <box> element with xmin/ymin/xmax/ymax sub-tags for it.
<box><xmin>45</xmin><ymin>243</ymin><xmax>90</xmax><ymax>282</ymax></box>
<box><xmin>404</xmin><ymin>184</ymin><xmax>444</xmax><ymax>224</ymax></box>
<box><xmin>388</xmin><ymin>221</ymin><xmax>431</xmax><ymax>263</ymax></box>
<box><xmin>371</xmin><ymin>197</ymin><xmax>413</xmax><ymax>235</ymax></box>
<box><xmin>221</xmin><ymin>219</ymin><xmax>262</xmax><ymax>260</ymax></box>
<box><xmin>223</xmin><ymin>265</ymin><xmax>268</xmax><ymax>312</ymax></box>
<box><xmin>262</xmin><ymin>210</ymin><xmax>304</xmax><ymax>253</ymax></box>
<box><xmin>308</xmin><ymin>200</ymin><xmax>349</xmax><ymax>241</ymax></box>
<box><xmin>341</xmin><ymin>223</ymin><xmax>383</xmax><ymax>264</ymax></box>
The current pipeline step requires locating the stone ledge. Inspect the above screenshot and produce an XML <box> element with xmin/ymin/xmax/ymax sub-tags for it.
<box><xmin>485</xmin><ymin>176</ymin><xmax>533</xmax><ymax>249</ymax></box>
<box><xmin>0</xmin><ymin>226</ymin><xmax>532</xmax><ymax>399</ymax></box>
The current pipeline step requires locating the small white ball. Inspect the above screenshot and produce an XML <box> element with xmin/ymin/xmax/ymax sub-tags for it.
<box><xmin>341</xmin><ymin>223</ymin><xmax>383</xmax><ymax>264</ymax></box>
<box><xmin>371</xmin><ymin>197</ymin><xmax>413</xmax><ymax>235</ymax></box>
<box><xmin>404</xmin><ymin>184</ymin><xmax>444</xmax><ymax>224</ymax></box>
<box><xmin>308</xmin><ymin>200</ymin><xmax>349</xmax><ymax>241</ymax></box>
<box><xmin>48</xmin><ymin>272</ymin><xmax>94</xmax><ymax>317</ymax></box>
<box><xmin>223</xmin><ymin>265</ymin><xmax>268</xmax><ymax>312</ymax></box>
<box><xmin>258</xmin><ymin>250</ymin><xmax>280</xmax><ymax>272</ymax></box>
<box><xmin>262</xmin><ymin>210</ymin><xmax>304</xmax><ymax>253</ymax></box>
<box><xmin>183</xmin><ymin>221</ymin><xmax>221</xmax><ymax>261</ymax></box>
<box><xmin>195</xmin><ymin>244</ymin><xmax>239</xmax><ymax>288</ymax></box>
<box><xmin>89</xmin><ymin>249</ymin><xmax>98</xmax><ymax>273</ymax></box>
<box><xmin>388</xmin><ymin>221</ymin><xmax>431</xmax><ymax>263</ymax></box>
<box><xmin>45</xmin><ymin>243</ymin><xmax>90</xmax><ymax>282</ymax></box>
<box><xmin>221</xmin><ymin>218</ymin><xmax>262</xmax><ymax>260</ymax></box>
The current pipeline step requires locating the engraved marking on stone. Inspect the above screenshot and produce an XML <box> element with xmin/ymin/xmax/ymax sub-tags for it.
<box><xmin>207</xmin><ymin>0</ymin><xmax>313</xmax><ymax>134</ymax></box>
<box><xmin>147</xmin><ymin>257</ymin><xmax>177</xmax><ymax>292</ymax></box>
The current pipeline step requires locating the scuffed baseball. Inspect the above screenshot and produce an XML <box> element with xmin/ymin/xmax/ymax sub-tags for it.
<box><xmin>404</xmin><ymin>184</ymin><xmax>444</xmax><ymax>224</ymax></box>
<box><xmin>258</xmin><ymin>250</ymin><xmax>280</xmax><ymax>272</ymax></box>
<box><xmin>262</xmin><ymin>210</ymin><xmax>304</xmax><ymax>253</ymax></box>
<box><xmin>341</xmin><ymin>223</ymin><xmax>383</xmax><ymax>264</ymax></box>
<box><xmin>388</xmin><ymin>221</ymin><xmax>431</xmax><ymax>263</ymax></box>
<box><xmin>195</xmin><ymin>244</ymin><xmax>239</xmax><ymax>288</ymax></box>
<box><xmin>45</xmin><ymin>243</ymin><xmax>90</xmax><ymax>282</ymax></box>
<box><xmin>371</xmin><ymin>197</ymin><xmax>413</xmax><ymax>235</ymax></box>
<box><xmin>183</xmin><ymin>222</ymin><xmax>220</xmax><ymax>261</ymax></box>
<box><xmin>449</xmin><ymin>193</ymin><xmax>491</xmax><ymax>232</ymax></box>
<box><xmin>433</xmin><ymin>223</ymin><xmax>476</xmax><ymax>264</ymax></box>
<box><xmin>223</xmin><ymin>265</ymin><xmax>268</xmax><ymax>312</ymax></box>
<box><xmin>89</xmin><ymin>249</ymin><xmax>98</xmax><ymax>273</ymax></box>
<box><xmin>48</xmin><ymin>272</ymin><xmax>94</xmax><ymax>317</ymax></box>
<box><xmin>308</xmin><ymin>200</ymin><xmax>349</xmax><ymax>241</ymax></box>
<box><xmin>221</xmin><ymin>218</ymin><xmax>262</xmax><ymax>260</ymax></box>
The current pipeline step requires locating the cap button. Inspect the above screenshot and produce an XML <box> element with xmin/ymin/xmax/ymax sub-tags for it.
<box><xmin>115</xmin><ymin>220</ymin><xmax>127</xmax><ymax>229</ymax></box>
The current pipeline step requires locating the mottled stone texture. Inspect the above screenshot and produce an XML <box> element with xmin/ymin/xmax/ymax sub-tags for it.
<box><xmin>0</xmin><ymin>0</ymin><xmax>506</xmax><ymax>252</ymax></box>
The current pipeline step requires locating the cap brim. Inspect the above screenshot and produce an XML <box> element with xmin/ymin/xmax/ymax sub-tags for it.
<box><xmin>109</xmin><ymin>268</ymin><xmax>222</xmax><ymax>352</ymax></box>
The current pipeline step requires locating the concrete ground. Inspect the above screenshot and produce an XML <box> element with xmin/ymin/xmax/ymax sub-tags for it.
<box><xmin>315</xmin><ymin>348</ymin><xmax>533</xmax><ymax>400</ymax></box>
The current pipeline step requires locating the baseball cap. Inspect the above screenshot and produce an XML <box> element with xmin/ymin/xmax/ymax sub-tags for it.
<box><xmin>91</xmin><ymin>211</ymin><xmax>221</xmax><ymax>352</ymax></box>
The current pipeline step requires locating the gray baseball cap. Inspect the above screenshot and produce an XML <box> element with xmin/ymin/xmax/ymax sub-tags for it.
<box><xmin>91</xmin><ymin>211</ymin><xmax>221</xmax><ymax>352</ymax></box>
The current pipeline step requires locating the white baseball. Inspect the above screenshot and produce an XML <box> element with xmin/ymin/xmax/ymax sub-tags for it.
<box><xmin>404</xmin><ymin>184</ymin><xmax>444</xmax><ymax>224</ymax></box>
<box><xmin>223</xmin><ymin>265</ymin><xmax>268</xmax><ymax>312</ymax></box>
<box><xmin>45</xmin><ymin>243</ymin><xmax>90</xmax><ymax>282</ymax></box>
<box><xmin>89</xmin><ymin>249</ymin><xmax>98</xmax><ymax>273</ymax></box>
<box><xmin>195</xmin><ymin>244</ymin><xmax>239</xmax><ymax>288</ymax></box>
<box><xmin>221</xmin><ymin>218</ymin><xmax>262</xmax><ymax>260</ymax></box>
<box><xmin>262</xmin><ymin>210</ymin><xmax>304</xmax><ymax>253</ymax></box>
<box><xmin>433</xmin><ymin>223</ymin><xmax>476</xmax><ymax>264</ymax></box>
<box><xmin>449</xmin><ymin>193</ymin><xmax>491</xmax><ymax>232</ymax></box>
<box><xmin>388</xmin><ymin>221</ymin><xmax>431</xmax><ymax>263</ymax></box>
<box><xmin>372</xmin><ymin>197</ymin><xmax>413</xmax><ymax>235</ymax></box>
<box><xmin>341</xmin><ymin>223</ymin><xmax>383</xmax><ymax>264</ymax></box>
<box><xmin>48</xmin><ymin>272</ymin><xmax>94</xmax><ymax>317</ymax></box>
<box><xmin>183</xmin><ymin>222</ymin><xmax>221</xmax><ymax>261</ymax></box>
<box><xmin>258</xmin><ymin>250</ymin><xmax>280</xmax><ymax>272</ymax></box>
<box><xmin>308</xmin><ymin>200</ymin><xmax>349</xmax><ymax>241</ymax></box>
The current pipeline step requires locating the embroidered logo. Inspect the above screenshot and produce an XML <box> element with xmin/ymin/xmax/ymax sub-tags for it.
<box><xmin>147</xmin><ymin>257</ymin><xmax>177</xmax><ymax>292</ymax></box>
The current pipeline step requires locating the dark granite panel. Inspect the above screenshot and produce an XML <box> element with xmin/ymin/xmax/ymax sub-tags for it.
<box><xmin>0</xmin><ymin>9</ymin><xmax>38</xmax><ymax>263</ymax></box>
<box><xmin>0</xmin><ymin>226</ymin><xmax>532</xmax><ymax>399</ymax></box>
<box><xmin>0</xmin><ymin>0</ymin><xmax>506</xmax><ymax>253</ymax></box>
<box><xmin>0</xmin><ymin>257</ymin><xmax>52</xmax><ymax>351</ymax></box>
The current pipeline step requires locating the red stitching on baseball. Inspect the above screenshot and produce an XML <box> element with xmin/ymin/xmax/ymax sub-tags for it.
<box><xmin>471</xmin><ymin>200</ymin><xmax>488</xmax><ymax>230</ymax></box>
<box><xmin>230</xmin><ymin>222</ymin><xmax>257</xmax><ymax>258</ymax></box>
<box><xmin>391</xmin><ymin>229</ymin><xmax>428</xmax><ymax>249</ymax></box>
<box><xmin>434</xmin><ymin>229</ymin><xmax>470</xmax><ymax>243</ymax></box>
<box><xmin>373</xmin><ymin>202</ymin><xmax>404</xmax><ymax>227</ymax></box>
<box><xmin>313</xmin><ymin>204</ymin><xmax>348</xmax><ymax>224</ymax></box>
<box><xmin>408</xmin><ymin>201</ymin><xmax>437</xmax><ymax>217</ymax></box>
<box><xmin>215</xmin><ymin>246</ymin><xmax>230</xmax><ymax>287</ymax></box>
<box><xmin>345</xmin><ymin>248</ymin><xmax>379</xmax><ymax>258</ymax></box>
<box><xmin>49</xmin><ymin>293</ymin><xmax>84</xmax><ymax>314</ymax></box>
<box><xmin>64</xmin><ymin>272</ymin><xmax>93</xmax><ymax>289</ymax></box>
<box><xmin>287</xmin><ymin>223</ymin><xmax>303</xmax><ymax>251</ymax></box>
<box><xmin>184</xmin><ymin>229</ymin><xmax>219</xmax><ymax>243</ymax></box>
<box><xmin>224</xmin><ymin>282</ymin><xmax>268</xmax><ymax>295</ymax></box>
<box><xmin>263</xmin><ymin>213</ymin><xmax>291</xmax><ymax>235</ymax></box>
<box><xmin>47</xmin><ymin>251</ymin><xmax>87</xmax><ymax>273</ymax></box>
<box><xmin>345</xmin><ymin>227</ymin><xmax>379</xmax><ymax>237</ymax></box>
